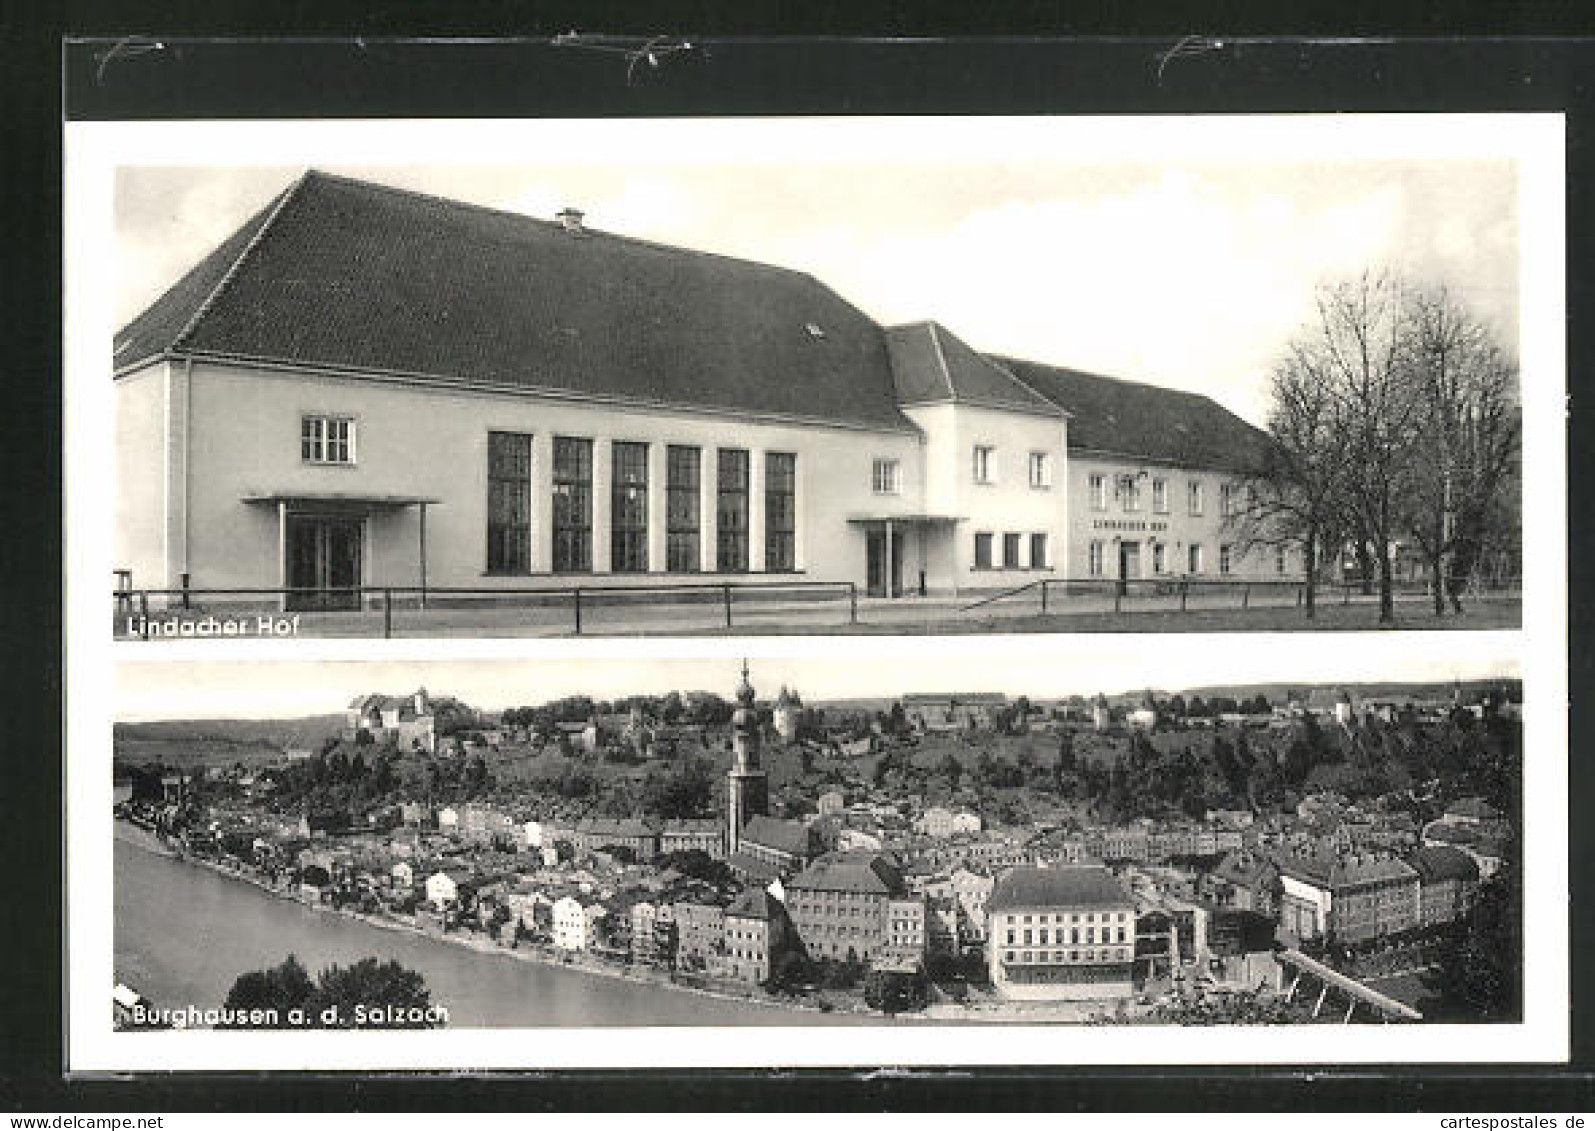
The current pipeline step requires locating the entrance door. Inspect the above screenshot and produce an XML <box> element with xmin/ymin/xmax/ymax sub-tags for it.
<box><xmin>865</xmin><ymin>529</ymin><xmax>904</xmax><ymax>598</ymax></box>
<box><xmin>1118</xmin><ymin>541</ymin><xmax>1142</xmax><ymax>584</ymax></box>
<box><xmin>286</xmin><ymin>515</ymin><xmax>363</xmax><ymax>611</ymax></box>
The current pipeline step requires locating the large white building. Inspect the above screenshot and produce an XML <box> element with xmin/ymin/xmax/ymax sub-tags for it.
<box><xmin>987</xmin><ymin>865</ymin><xmax>1137</xmax><ymax>1002</ymax></box>
<box><xmin>115</xmin><ymin>171</ymin><xmax>1288</xmax><ymax>610</ymax></box>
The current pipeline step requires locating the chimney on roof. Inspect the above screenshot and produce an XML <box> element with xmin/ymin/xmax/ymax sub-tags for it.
<box><xmin>556</xmin><ymin>207</ymin><xmax>586</xmax><ymax>233</ymax></box>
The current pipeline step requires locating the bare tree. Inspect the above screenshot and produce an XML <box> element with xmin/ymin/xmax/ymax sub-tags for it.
<box><xmin>1229</xmin><ymin>340</ymin><xmax>1354</xmax><ymax>618</ymax></box>
<box><xmin>1398</xmin><ymin>286</ymin><xmax>1521</xmax><ymax>615</ymax></box>
<box><xmin>1253</xmin><ymin>270</ymin><xmax>1424</xmax><ymax>624</ymax></box>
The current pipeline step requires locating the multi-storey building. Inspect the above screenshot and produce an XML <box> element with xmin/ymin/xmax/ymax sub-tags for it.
<box><xmin>1276</xmin><ymin>852</ymin><xmax>1422</xmax><ymax>944</ymax></box>
<box><xmin>785</xmin><ymin>851</ymin><xmax>909</xmax><ymax>964</ymax></box>
<box><xmin>344</xmin><ymin>689</ymin><xmax>437</xmax><ymax>752</ymax></box>
<box><xmin>718</xmin><ymin>888</ymin><xmax>794</xmax><ymax>985</ymax></box>
<box><xmin>987</xmin><ymin>865</ymin><xmax>1138</xmax><ymax>1001</ymax></box>
<box><xmin>671</xmin><ymin>899</ymin><xmax>728</xmax><ymax>973</ymax></box>
<box><xmin>115</xmin><ymin>171</ymin><xmax>1284</xmax><ymax>613</ymax></box>
<box><xmin>1407</xmin><ymin>845</ymin><xmax>1481</xmax><ymax>927</ymax></box>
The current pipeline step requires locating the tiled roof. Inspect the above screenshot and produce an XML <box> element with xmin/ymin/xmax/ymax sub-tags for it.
<box><xmin>1279</xmin><ymin>852</ymin><xmax>1419</xmax><ymax>889</ymax></box>
<box><xmin>727</xmin><ymin>887</ymin><xmax>783</xmax><ymax>921</ymax></box>
<box><xmin>789</xmin><ymin>851</ymin><xmax>905</xmax><ymax>896</ymax></box>
<box><xmin>990</xmin><ymin>865</ymin><xmax>1132</xmax><ymax>910</ymax></box>
<box><xmin>886</xmin><ymin>323</ymin><xmax>1061</xmax><ymax>416</ymax></box>
<box><xmin>1407</xmin><ymin>845</ymin><xmax>1480</xmax><ymax>885</ymax></box>
<box><xmin>116</xmin><ymin>171</ymin><xmax>916</xmax><ymax>433</ymax></box>
<box><xmin>741</xmin><ymin>815</ymin><xmax>813</xmax><ymax>858</ymax></box>
<box><xmin>994</xmin><ymin>355</ymin><xmax>1272</xmax><ymax>473</ymax></box>
<box><xmin>1212</xmin><ymin>850</ymin><xmax>1275</xmax><ymax>887</ymax></box>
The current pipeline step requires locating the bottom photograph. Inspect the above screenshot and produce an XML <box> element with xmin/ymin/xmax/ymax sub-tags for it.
<box><xmin>104</xmin><ymin>646</ymin><xmax>1523</xmax><ymax>1038</ymax></box>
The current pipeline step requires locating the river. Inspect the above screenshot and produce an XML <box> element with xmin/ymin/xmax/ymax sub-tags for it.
<box><xmin>114</xmin><ymin>831</ymin><xmax>873</xmax><ymax>1027</ymax></box>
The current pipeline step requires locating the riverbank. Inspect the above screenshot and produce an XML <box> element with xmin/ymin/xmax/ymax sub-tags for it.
<box><xmin>115</xmin><ymin>821</ymin><xmax>905</xmax><ymax>1025</ymax></box>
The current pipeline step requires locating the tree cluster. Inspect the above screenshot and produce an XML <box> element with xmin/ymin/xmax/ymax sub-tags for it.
<box><xmin>221</xmin><ymin>955</ymin><xmax>440</xmax><ymax>1029</ymax></box>
<box><xmin>1239</xmin><ymin>270</ymin><xmax>1519</xmax><ymax>621</ymax></box>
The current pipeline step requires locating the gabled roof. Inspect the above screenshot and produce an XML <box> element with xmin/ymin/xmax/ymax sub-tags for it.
<box><xmin>989</xmin><ymin>865</ymin><xmax>1132</xmax><ymax>910</ymax></box>
<box><xmin>741</xmin><ymin>815</ymin><xmax>813</xmax><ymax>858</ymax></box>
<box><xmin>790</xmin><ymin>851</ymin><xmax>905</xmax><ymax>896</ymax></box>
<box><xmin>727</xmin><ymin>887</ymin><xmax>784</xmax><ymax>921</ymax></box>
<box><xmin>886</xmin><ymin>322</ymin><xmax>1062</xmax><ymax>417</ymax></box>
<box><xmin>1278</xmin><ymin>851</ymin><xmax>1418</xmax><ymax>889</ymax></box>
<box><xmin>116</xmin><ymin>171</ymin><xmax>917</xmax><ymax>434</ymax></box>
<box><xmin>993</xmin><ymin>355</ymin><xmax>1273</xmax><ymax>474</ymax></box>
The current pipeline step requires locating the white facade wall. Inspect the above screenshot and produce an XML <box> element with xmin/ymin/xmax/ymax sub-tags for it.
<box><xmin>551</xmin><ymin>896</ymin><xmax>587</xmax><ymax>951</ymax></box>
<box><xmin>1068</xmin><ymin>453</ymin><xmax>1295</xmax><ymax>582</ymax></box>
<box><xmin>900</xmin><ymin>402</ymin><xmax>1069</xmax><ymax>592</ymax></box>
<box><xmin>113</xmin><ymin>363</ymin><xmax>174</xmax><ymax>589</ymax></box>
<box><xmin>143</xmin><ymin>361</ymin><xmax>928</xmax><ymax>594</ymax></box>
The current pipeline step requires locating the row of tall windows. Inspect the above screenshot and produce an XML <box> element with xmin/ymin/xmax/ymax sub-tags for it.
<box><xmin>1087</xmin><ymin>473</ymin><xmax>1212</xmax><ymax>515</ymax></box>
<box><xmin>486</xmin><ymin>434</ymin><xmax>796</xmax><ymax>575</ymax></box>
<box><xmin>1087</xmin><ymin>539</ymin><xmax>1207</xmax><ymax>577</ymax></box>
<box><xmin>973</xmin><ymin>532</ymin><xmax>1049</xmax><ymax>570</ymax></box>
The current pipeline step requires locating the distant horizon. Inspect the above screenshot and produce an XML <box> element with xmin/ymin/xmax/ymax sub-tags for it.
<box><xmin>114</xmin><ymin>645</ymin><xmax>1523</xmax><ymax>722</ymax></box>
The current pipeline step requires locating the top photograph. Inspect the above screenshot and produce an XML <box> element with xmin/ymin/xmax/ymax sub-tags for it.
<box><xmin>106</xmin><ymin>120</ymin><xmax>1537</xmax><ymax>640</ymax></box>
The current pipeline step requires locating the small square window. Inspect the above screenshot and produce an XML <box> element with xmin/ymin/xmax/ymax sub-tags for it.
<box><xmin>872</xmin><ymin>458</ymin><xmax>901</xmax><ymax>495</ymax></box>
<box><xmin>301</xmin><ymin>415</ymin><xmax>356</xmax><ymax>465</ymax></box>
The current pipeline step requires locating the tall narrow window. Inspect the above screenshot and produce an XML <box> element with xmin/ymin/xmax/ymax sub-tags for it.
<box><xmin>552</xmin><ymin>436</ymin><xmax>592</xmax><ymax>572</ymax></box>
<box><xmin>974</xmin><ymin>533</ymin><xmax>993</xmax><ymax>570</ymax></box>
<box><xmin>972</xmin><ymin>445</ymin><xmax>995</xmax><ymax>484</ymax></box>
<box><xmin>1220</xmin><ymin>543</ymin><xmax>1233</xmax><ymax>575</ymax></box>
<box><xmin>765</xmin><ymin>452</ymin><xmax>796</xmax><ymax>572</ymax></box>
<box><xmin>1188</xmin><ymin>480</ymin><xmax>1205</xmax><ymax>516</ymax></box>
<box><xmin>1089</xmin><ymin>474</ymin><xmax>1107</xmax><ymax>511</ymax></box>
<box><xmin>666</xmin><ymin>445</ymin><xmax>701</xmax><ymax>573</ymax></box>
<box><xmin>1152</xmin><ymin>542</ymin><xmax>1166</xmax><ymax>574</ymax></box>
<box><xmin>1029</xmin><ymin>452</ymin><xmax>1051</xmax><ymax>489</ymax></box>
<box><xmin>1275</xmin><ymin>546</ymin><xmax>1288</xmax><ymax>575</ymax></box>
<box><xmin>1030</xmin><ymin>533</ymin><xmax>1048</xmax><ymax>569</ymax></box>
<box><xmin>1089</xmin><ymin>540</ymin><xmax>1104</xmax><ymax>577</ymax></box>
<box><xmin>1221</xmin><ymin>483</ymin><xmax>1238</xmax><ymax>517</ymax></box>
<box><xmin>1003</xmin><ymin>533</ymin><xmax>1021</xmax><ymax>569</ymax></box>
<box><xmin>1188</xmin><ymin>543</ymin><xmax>1204</xmax><ymax>574</ymax></box>
<box><xmin>716</xmin><ymin>448</ymin><xmax>749</xmax><ymax>572</ymax></box>
<box><xmin>1152</xmin><ymin>478</ymin><xmax>1168</xmax><ymax>514</ymax></box>
<box><xmin>1119</xmin><ymin>474</ymin><xmax>1141</xmax><ymax>512</ymax></box>
<box><xmin>486</xmin><ymin>431</ymin><xmax>532</xmax><ymax>574</ymax></box>
<box><xmin>611</xmin><ymin>441</ymin><xmax>649</xmax><ymax>573</ymax></box>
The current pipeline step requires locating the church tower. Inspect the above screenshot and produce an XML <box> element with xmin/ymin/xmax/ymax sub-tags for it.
<box><xmin>726</xmin><ymin>660</ymin><xmax>769</xmax><ymax>857</ymax></box>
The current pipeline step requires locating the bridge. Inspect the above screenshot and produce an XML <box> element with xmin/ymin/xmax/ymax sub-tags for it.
<box><xmin>1276</xmin><ymin>947</ymin><xmax>1423</xmax><ymax>1023</ymax></box>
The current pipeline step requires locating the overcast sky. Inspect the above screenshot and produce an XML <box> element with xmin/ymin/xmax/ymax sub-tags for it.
<box><xmin>115</xmin><ymin>155</ymin><xmax>1519</xmax><ymax>427</ymax></box>
<box><xmin>114</xmin><ymin>638</ymin><xmax>1520</xmax><ymax>721</ymax></box>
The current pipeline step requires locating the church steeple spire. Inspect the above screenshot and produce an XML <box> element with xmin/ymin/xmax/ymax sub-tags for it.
<box><xmin>726</xmin><ymin>659</ymin><xmax>768</xmax><ymax>856</ymax></box>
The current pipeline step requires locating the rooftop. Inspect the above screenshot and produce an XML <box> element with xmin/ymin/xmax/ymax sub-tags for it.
<box><xmin>996</xmin><ymin>354</ymin><xmax>1272</xmax><ymax>474</ymax></box>
<box><xmin>116</xmin><ymin>171</ymin><xmax>915</xmax><ymax>434</ymax></box>
<box><xmin>989</xmin><ymin>865</ymin><xmax>1133</xmax><ymax>910</ymax></box>
<box><xmin>789</xmin><ymin>851</ymin><xmax>905</xmax><ymax>896</ymax></box>
<box><xmin>117</xmin><ymin>171</ymin><xmax>1274</xmax><ymax>469</ymax></box>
